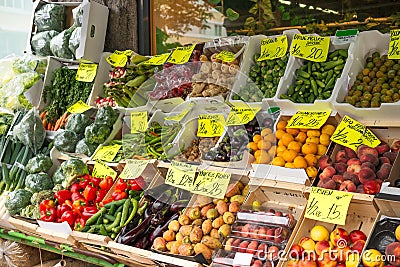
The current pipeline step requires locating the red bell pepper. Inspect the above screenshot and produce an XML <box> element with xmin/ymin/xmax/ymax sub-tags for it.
<box><xmin>112</xmin><ymin>191</ymin><xmax>127</xmax><ymax>201</ymax></box>
<box><xmin>72</xmin><ymin>198</ymin><xmax>88</xmax><ymax>212</ymax></box>
<box><xmin>90</xmin><ymin>177</ymin><xmax>101</xmax><ymax>187</ymax></box>
<box><xmin>39</xmin><ymin>199</ymin><xmax>55</xmax><ymax>211</ymax></box>
<box><xmin>95</xmin><ymin>189</ymin><xmax>108</xmax><ymax>203</ymax></box>
<box><xmin>74</xmin><ymin>217</ymin><xmax>86</xmax><ymax>231</ymax></box>
<box><xmin>99</xmin><ymin>176</ymin><xmax>113</xmax><ymax>190</ymax></box>
<box><xmin>128</xmin><ymin>176</ymin><xmax>147</xmax><ymax>191</ymax></box>
<box><xmin>70</xmin><ymin>183</ymin><xmax>81</xmax><ymax>193</ymax></box>
<box><xmin>54</xmin><ymin>190</ymin><xmax>71</xmax><ymax>205</ymax></box>
<box><xmin>83</xmin><ymin>184</ymin><xmax>97</xmax><ymax>202</ymax></box>
<box><xmin>115</xmin><ymin>179</ymin><xmax>128</xmax><ymax>192</ymax></box>
<box><xmin>79</xmin><ymin>175</ymin><xmax>91</xmax><ymax>189</ymax></box>
<box><xmin>71</xmin><ymin>192</ymin><xmax>83</xmax><ymax>202</ymax></box>
<box><xmin>56</xmin><ymin>203</ymin><xmax>72</xmax><ymax>218</ymax></box>
<box><xmin>61</xmin><ymin>210</ymin><xmax>75</xmax><ymax>226</ymax></box>
<box><xmin>82</xmin><ymin>206</ymin><xmax>98</xmax><ymax>220</ymax></box>
<box><xmin>99</xmin><ymin>198</ymin><xmax>112</xmax><ymax>207</ymax></box>
<box><xmin>40</xmin><ymin>207</ymin><xmax>57</xmax><ymax>222</ymax></box>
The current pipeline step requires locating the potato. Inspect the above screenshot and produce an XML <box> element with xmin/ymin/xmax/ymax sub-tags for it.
<box><xmin>153</xmin><ymin>237</ymin><xmax>167</xmax><ymax>251</ymax></box>
<box><xmin>223</xmin><ymin>212</ymin><xmax>235</xmax><ymax>224</ymax></box>
<box><xmin>210</xmin><ymin>228</ymin><xmax>220</xmax><ymax>239</ymax></box>
<box><xmin>200</xmin><ymin>204</ymin><xmax>214</xmax><ymax>218</ymax></box>
<box><xmin>212</xmin><ymin>216</ymin><xmax>225</xmax><ymax>229</ymax></box>
<box><xmin>218</xmin><ymin>224</ymin><xmax>231</xmax><ymax>237</ymax></box>
<box><xmin>179</xmin><ymin>225</ymin><xmax>193</xmax><ymax>236</ymax></box>
<box><xmin>163</xmin><ymin>230</ymin><xmax>176</xmax><ymax>242</ymax></box>
<box><xmin>229</xmin><ymin>201</ymin><xmax>241</xmax><ymax>213</ymax></box>
<box><xmin>201</xmin><ymin>236</ymin><xmax>222</xmax><ymax>249</ymax></box>
<box><xmin>178</xmin><ymin>243</ymin><xmax>194</xmax><ymax>256</ymax></box>
<box><xmin>189</xmin><ymin>226</ymin><xmax>203</xmax><ymax>244</ymax></box>
<box><xmin>194</xmin><ymin>243</ymin><xmax>212</xmax><ymax>260</ymax></box>
<box><xmin>206</xmin><ymin>208</ymin><xmax>219</xmax><ymax>220</ymax></box>
<box><xmin>215</xmin><ymin>201</ymin><xmax>228</xmax><ymax>215</ymax></box>
<box><xmin>168</xmin><ymin>220</ymin><xmax>180</xmax><ymax>232</ymax></box>
<box><xmin>225</xmin><ymin>183</ymin><xmax>241</xmax><ymax>197</ymax></box>
<box><xmin>178</xmin><ymin>214</ymin><xmax>190</xmax><ymax>226</ymax></box>
<box><xmin>202</xmin><ymin>219</ymin><xmax>213</xmax><ymax>235</ymax></box>
<box><xmin>170</xmin><ymin>240</ymin><xmax>182</xmax><ymax>254</ymax></box>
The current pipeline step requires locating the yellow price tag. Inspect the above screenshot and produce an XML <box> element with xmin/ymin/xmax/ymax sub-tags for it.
<box><xmin>106</xmin><ymin>50</ymin><xmax>133</xmax><ymax>67</ymax></box>
<box><xmin>258</xmin><ymin>35</ymin><xmax>288</xmax><ymax>61</ymax></box>
<box><xmin>130</xmin><ymin>111</ymin><xmax>148</xmax><ymax>134</ymax></box>
<box><xmin>76</xmin><ymin>62</ymin><xmax>97</xmax><ymax>82</ymax></box>
<box><xmin>305</xmin><ymin>187</ymin><xmax>353</xmax><ymax>225</ymax></box>
<box><xmin>119</xmin><ymin>159</ymin><xmax>149</xmax><ymax>179</ymax></box>
<box><xmin>192</xmin><ymin>170</ymin><xmax>231</xmax><ymax>199</ymax></box>
<box><xmin>167</xmin><ymin>44</ymin><xmax>196</xmax><ymax>65</ymax></box>
<box><xmin>388</xmin><ymin>29</ymin><xmax>400</xmax><ymax>59</ymax></box>
<box><xmin>144</xmin><ymin>53</ymin><xmax>171</xmax><ymax>65</ymax></box>
<box><xmin>165</xmin><ymin>161</ymin><xmax>197</xmax><ymax>191</ymax></box>
<box><xmin>290</xmin><ymin>34</ymin><xmax>330</xmax><ymax>62</ymax></box>
<box><xmin>92</xmin><ymin>161</ymin><xmax>118</xmax><ymax>179</ymax></box>
<box><xmin>92</xmin><ymin>144</ymin><xmax>121</xmax><ymax>162</ymax></box>
<box><xmin>362</xmin><ymin>129</ymin><xmax>381</xmax><ymax>149</ymax></box>
<box><xmin>67</xmin><ymin>100</ymin><xmax>92</xmax><ymax>114</ymax></box>
<box><xmin>165</xmin><ymin>109</ymin><xmax>190</xmax><ymax>122</ymax></box>
<box><xmin>226</xmin><ymin>107</ymin><xmax>261</xmax><ymax>126</ymax></box>
<box><xmin>286</xmin><ymin>110</ymin><xmax>331</xmax><ymax>129</ymax></box>
<box><xmin>215</xmin><ymin>51</ymin><xmax>236</xmax><ymax>63</ymax></box>
<box><xmin>197</xmin><ymin>114</ymin><xmax>225</xmax><ymax>137</ymax></box>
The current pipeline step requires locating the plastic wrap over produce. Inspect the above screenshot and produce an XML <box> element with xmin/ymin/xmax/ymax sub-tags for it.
<box><xmin>0</xmin><ymin>239</ymin><xmax>33</xmax><ymax>267</ymax></box>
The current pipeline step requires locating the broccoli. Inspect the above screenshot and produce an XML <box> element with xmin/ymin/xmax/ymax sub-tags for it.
<box><xmin>75</xmin><ymin>139</ymin><xmax>98</xmax><ymax>156</ymax></box>
<box><xmin>20</xmin><ymin>204</ymin><xmax>40</xmax><ymax>219</ymax></box>
<box><xmin>25</xmin><ymin>173</ymin><xmax>54</xmax><ymax>193</ymax></box>
<box><xmin>52</xmin><ymin>166</ymin><xmax>65</xmax><ymax>185</ymax></box>
<box><xmin>65</xmin><ymin>113</ymin><xmax>92</xmax><ymax>136</ymax></box>
<box><xmin>85</xmin><ymin>123</ymin><xmax>111</xmax><ymax>145</ymax></box>
<box><xmin>5</xmin><ymin>189</ymin><xmax>33</xmax><ymax>215</ymax></box>
<box><xmin>30</xmin><ymin>190</ymin><xmax>54</xmax><ymax>205</ymax></box>
<box><xmin>52</xmin><ymin>183</ymin><xmax>64</xmax><ymax>192</ymax></box>
<box><xmin>94</xmin><ymin>106</ymin><xmax>119</xmax><ymax>127</ymax></box>
<box><xmin>26</xmin><ymin>154</ymin><xmax>53</xmax><ymax>174</ymax></box>
<box><xmin>60</xmin><ymin>159</ymin><xmax>89</xmax><ymax>188</ymax></box>
<box><xmin>54</xmin><ymin>130</ymin><xmax>79</xmax><ymax>152</ymax></box>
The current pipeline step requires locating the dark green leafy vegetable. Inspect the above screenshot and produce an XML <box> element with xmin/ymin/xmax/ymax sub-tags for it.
<box><xmin>85</xmin><ymin>123</ymin><xmax>111</xmax><ymax>145</ymax></box>
<box><xmin>52</xmin><ymin>167</ymin><xmax>65</xmax><ymax>185</ymax></box>
<box><xmin>5</xmin><ymin>189</ymin><xmax>33</xmax><ymax>215</ymax></box>
<box><xmin>50</xmin><ymin>26</ymin><xmax>76</xmax><ymax>59</ymax></box>
<box><xmin>31</xmin><ymin>190</ymin><xmax>54</xmax><ymax>205</ymax></box>
<box><xmin>94</xmin><ymin>106</ymin><xmax>119</xmax><ymax>127</ymax></box>
<box><xmin>31</xmin><ymin>30</ymin><xmax>59</xmax><ymax>56</ymax></box>
<box><xmin>54</xmin><ymin>130</ymin><xmax>79</xmax><ymax>152</ymax></box>
<box><xmin>65</xmin><ymin>113</ymin><xmax>92</xmax><ymax>135</ymax></box>
<box><xmin>60</xmin><ymin>159</ymin><xmax>89</xmax><ymax>188</ymax></box>
<box><xmin>13</xmin><ymin>109</ymin><xmax>45</xmax><ymax>154</ymax></box>
<box><xmin>25</xmin><ymin>173</ymin><xmax>54</xmax><ymax>193</ymax></box>
<box><xmin>26</xmin><ymin>154</ymin><xmax>52</xmax><ymax>174</ymax></box>
<box><xmin>34</xmin><ymin>3</ymin><xmax>65</xmax><ymax>32</ymax></box>
<box><xmin>75</xmin><ymin>139</ymin><xmax>98</xmax><ymax>156</ymax></box>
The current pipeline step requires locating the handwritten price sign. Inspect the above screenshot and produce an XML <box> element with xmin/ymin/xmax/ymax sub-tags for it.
<box><xmin>67</xmin><ymin>100</ymin><xmax>92</xmax><ymax>114</ymax></box>
<box><xmin>92</xmin><ymin>161</ymin><xmax>118</xmax><ymax>180</ymax></box>
<box><xmin>305</xmin><ymin>187</ymin><xmax>353</xmax><ymax>225</ymax></box>
<box><xmin>119</xmin><ymin>159</ymin><xmax>149</xmax><ymax>179</ymax></box>
<box><xmin>165</xmin><ymin>109</ymin><xmax>190</xmax><ymax>122</ymax></box>
<box><xmin>76</xmin><ymin>62</ymin><xmax>97</xmax><ymax>82</ymax></box>
<box><xmin>106</xmin><ymin>50</ymin><xmax>133</xmax><ymax>67</ymax></box>
<box><xmin>192</xmin><ymin>170</ymin><xmax>231</xmax><ymax>199</ymax></box>
<box><xmin>197</xmin><ymin>114</ymin><xmax>225</xmax><ymax>137</ymax></box>
<box><xmin>216</xmin><ymin>51</ymin><xmax>236</xmax><ymax>63</ymax></box>
<box><xmin>226</xmin><ymin>107</ymin><xmax>261</xmax><ymax>126</ymax></box>
<box><xmin>130</xmin><ymin>111</ymin><xmax>148</xmax><ymax>134</ymax></box>
<box><xmin>290</xmin><ymin>34</ymin><xmax>330</xmax><ymax>62</ymax></box>
<box><xmin>286</xmin><ymin>110</ymin><xmax>331</xmax><ymax>129</ymax></box>
<box><xmin>165</xmin><ymin>161</ymin><xmax>197</xmax><ymax>191</ymax></box>
<box><xmin>92</xmin><ymin>144</ymin><xmax>121</xmax><ymax>162</ymax></box>
<box><xmin>144</xmin><ymin>53</ymin><xmax>171</xmax><ymax>65</ymax></box>
<box><xmin>167</xmin><ymin>44</ymin><xmax>196</xmax><ymax>65</ymax></box>
<box><xmin>389</xmin><ymin>29</ymin><xmax>400</xmax><ymax>60</ymax></box>
<box><xmin>258</xmin><ymin>35</ymin><xmax>288</xmax><ymax>61</ymax></box>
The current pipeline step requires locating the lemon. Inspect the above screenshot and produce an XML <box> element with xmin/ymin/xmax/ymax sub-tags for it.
<box><xmin>310</xmin><ymin>225</ymin><xmax>330</xmax><ymax>242</ymax></box>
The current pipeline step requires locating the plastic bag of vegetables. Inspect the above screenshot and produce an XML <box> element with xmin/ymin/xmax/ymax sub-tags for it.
<box><xmin>54</xmin><ymin>130</ymin><xmax>79</xmax><ymax>153</ymax></box>
<box><xmin>72</xmin><ymin>4</ymin><xmax>84</xmax><ymax>27</ymax></box>
<box><xmin>68</xmin><ymin>27</ymin><xmax>81</xmax><ymax>58</ymax></box>
<box><xmin>50</xmin><ymin>26</ymin><xmax>76</xmax><ymax>59</ymax></box>
<box><xmin>12</xmin><ymin>55</ymin><xmax>48</xmax><ymax>75</ymax></box>
<box><xmin>34</xmin><ymin>3</ymin><xmax>65</xmax><ymax>32</ymax></box>
<box><xmin>65</xmin><ymin>113</ymin><xmax>92</xmax><ymax>136</ymax></box>
<box><xmin>75</xmin><ymin>139</ymin><xmax>98</xmax><ymax>156</ymax></box>
<box><xmin>94</xmin><ymin>106</ymin><xmax>119</xmax><ymax>127</ymax></box>
<box><xmin>31</xmin><ymin>30</ymin><xmax>59</xmax><ymax>57</ymax></box>
<box><xmin>13</xmin><ymin>108</ymin><xmax>45</xmax><ymax>154</ymax></box>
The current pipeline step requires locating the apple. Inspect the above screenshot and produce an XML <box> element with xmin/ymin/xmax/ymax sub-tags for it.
<box><xmin>362</xmin><ymin>249</ymin><xmax>384</xmax><ymax>267</ymax></box>
<box><xmin>289</xmin><ymin>244</ymin><xmax>305</xmax><ymax>259</ymax></box>
<box><xmin>330</xmin><ymin>228</ymin><xmax>350</xmax><ymax>247</ymax></box>
<box><xmin>349</xmin><ymin>230</ymin><xmax>367</xmax><ymax>243</ymax></box>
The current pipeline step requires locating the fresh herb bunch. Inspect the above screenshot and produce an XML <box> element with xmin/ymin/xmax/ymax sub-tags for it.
<box><xmin>43</xmin><ymin>67</ymin><xmax>93</xmax><ymax>123</ymax></box>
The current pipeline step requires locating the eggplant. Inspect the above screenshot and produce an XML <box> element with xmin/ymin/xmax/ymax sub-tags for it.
<box><xmin>151</xmin><ymin>208</ymin><xmax>170</xmax><ymax>226</ymax></box>
<box><xmin>149</xmin><ymin>212</ymin><xmax>180</xmax><ymax>243</ymax></box>
<box><xmin>118</xmin><ymin>215</ymin><xmax>154</xmax><ymax>245</ymax></box>
<box><xmin>151</xmin><ymin>189</ymin><xmax>172</xmax><ymax>213</ymax></box>
<box><xmin>133</xmin><ymin>228</ymin><xmax>152</xmax><ymax>249</ymax></box>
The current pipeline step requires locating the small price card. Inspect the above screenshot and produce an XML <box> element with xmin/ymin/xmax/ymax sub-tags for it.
<box><xmin>286</xmin><ymin>110</ymin><xmax>331</xmax><ymax>129</ymax></box>
<box><xmin>197</xmin><ymin>114</ymin><xmax>225</xmax><ymax>137</ymax></box>
<box><xmin>165</xmin><ymin>109</ymin><xmax>190</xmax><ymax>122</ymax></box>
<box><xmin>192</xmin><ymin>170</ymin><xmax>231</xmax><ymax>199</ymax></box>
<box><xmin>92</xmin><ymin>144</ymin><xmax>121</xmax><ymax>162</ymax></box>
<box><xmin>258</xmin><ymin>35</ymin><xmax>288</xmax><ymax>61</ymax></box>
<box><xmin>290</xmin><ymin>34</ymin><xmax>330</xmax><ymax>62</ymax></box>
<box><xmin>167</xmin><ymin>44</ymin><xmax>196</xmax><ymax>64</ymax></box>
<box><xmin>226</xmin><ymin>107</ymin><xmax>261</xmax><ymax>126</ymax></box>
<box><xmin>215</xmin><ymin>51</ymin><xmax>236</xmax><ymax>63</ymax></box>
<box><xmin>388</xmin><ymin>29</ymin><xmax>400</xmax><ymax>60</ymax></box>
<box><xmin>233</xmin><ymin>252</ymin><xmax>253</xmax><ymax>267</ymax></box>
<box><xmin>305</xmin><ymin>187</ymin><xmax>353</xmax><ymax>225</ymax></box>
<box><xmin>334</xmin><ymin>29</ymin><xmax>358</xmax><ymax>45</ymax></box>
<box><xmin>330</xmin><ymin>115</ymin><xmax>380</xmax><ymax>151</ymax></box>
<box><xmin>144</xmin><ymin>53</ymin><xmax>171</xmax><ymax>65</ymax></box>
<box><xmin>119</xmin><ymin>159</ymin><xmax>149</xmax><ymax>179</ymax></box>
<box><xmin>106</xmin><ymin>50</ymin><xmax>133</xmax><ymax>67</ymax></box>
<box><xmin>165</xmin><ymin>161</ymin><xmax>197</xmax><ymax>191</ymax></box>
<box><xmin>92</xmin><ymin>161</ymin><xmax>117</xmax><ymax>179</ymax></box>
<box><xmin>76</xmin><ymin>62</ymin><xmax>97</xmax><ymax>82</ymax></box>
<box><xmin>67</xmin><ymin>100</ymin><xmax>92</xmax><ymax>114</ymax></box>
<box><xmin>130</xmin><ymin>111</ymin><xmax>148</xmax><ymax>134</ymax></box>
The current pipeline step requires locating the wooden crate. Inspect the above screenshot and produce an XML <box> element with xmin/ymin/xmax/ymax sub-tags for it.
<box><xmin>7</xmin><ymin>217</ymin><xmax>38</xmax><ymax>236</ymax></box>
<box><xmin>107</xmin><ymin>241</ymin><xmax>155</xmax><ymax>267</ymax></box>
<box><xmin>36</xmin><ymin>227</ymin><xmax>77</xmax><ymax>246</ymax></box>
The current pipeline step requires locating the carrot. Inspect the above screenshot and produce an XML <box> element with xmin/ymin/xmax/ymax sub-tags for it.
<box><xmin>54</xmin><ymin>118</ymin><xmax>62</xmax><ymax>131</ymax></box>
<box><xmin>47</xmin><ymin>123</ymin><xmax>52</xmax><ymax>131</ymax></box>
<box><xmin>60</xmin><ymin>111</ymin><xmax>69</xmax><ymax>122</ymax></box>
<box><xmin>40</xmin><ymin>111</ymin><xmax>47</xmax><ymax>120</ymax></box>
<box><xmin>42</xmin><ymin>118</ymin><xmax>47</xmax><ymax>129</ymax></box>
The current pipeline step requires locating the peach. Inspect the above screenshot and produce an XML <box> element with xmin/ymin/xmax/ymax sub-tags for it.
<box><xmin>289</xmin><ymin>244</ymin><xmax>305</xmax><ymax>259</ymax></box>
<box><xmin>317</xmin><ymin>178</ymin><xmax>337</xmax><ymax>190</ymax></box>
<box><xmin>358</xmin><ymin>167</ymin><xmax>376</xmax><ymax>184</ymax></box>
<box><xmin>344</xmin><ymin>147</ymin><xmax>358</xmax><ymax>159</ymax></box>
<box><xmin>332</xmin><ymin>175</ymin><xmax>344</xmax><ymax>186</ymax></box>
<box><xmin>267</xmin><ymin>246</ymin><xmax>280</xmax><ymax>261</ymax></box>
<box><xmin>347</xmin><ymin>164</ymin><xmax>361</xmax><ymax>175</ymax></box>
<box><xmin>376</xmin><ymin>163</ymin><xmax>392</xmax><ymax>181</ymax></box>
<box><xmin>362</xmin><ymin>249</ymin><xmax>384</xmax><ymax>267</ymax></box>
<box><xmin>391</xmin><ymin>140</ymin><xmax>400</xmax><ymax>153</ymax></box>
<box><xmin>299</xmin><ymin>237</ymin><xmax>316</xmax><ymax>252</ymax></box>
<box><xmin>266</xmin><ymin>228</ymin><xmax>274</xmax><ymax>241</ymax></box>
<box><xmin>359</xmin><ymin>154</ymin><xmax>379</xmax><ymax>166</ymax></box>
<box><xmin>330</xmin><ymin>228</ymin><xmax>350</xmax><ymax>247</ymax></box>
<box><xmin>379</xmin><ymin>157</ymin><xmax>391</xmax><ymax>165</ymax></box>
<box><xmin>383</xmin><ymin>151</ymin><xmax>398</xmax><ymax>164</ymax></box>
<box><xmin>257</xmin><ymin>243</ymin><xmax>267</xmax><ymax>258</ymax></box>
<box><xmin>231</xmin><ymin>238</ymin><xmax>241</xmax><ymax>252</ymax></box>
<box><xmin>252</xmin><ymin>260</ymin><xmax>263</xmax><ymax>267</ymax></box>
<box><xmin>347</xmin><ymin>158</ymin><xmax>361</xmax><ymax>166</ymax></box>
<box><xmin>361</xmin><ymin>162</ymin><xmax>376</xmax><ymax>172</ymax></box>
<box><xmin>334</xmin><ymin>246</ymin><xmax>350</xmax><ymax>263</ymax></box>
<box><xmin>238</xmin><ymin>240</ymin><xmax>250</xmax><ymax>253</ymax></box>
<box><xmin>275</xmin><ymin>211</ymin><xmax>283</xmax><ymax>216</ymax></box>
<box><xmin>343</xmin><ymin>171</ymin><xmax>359</xmax><ymax>185</ymax></box>
<box><xmin>225</xmin><ymin>237</ymin><xmax>235</xmax><ymax>251</ymax></box>
<box><xmin>339</xmin><ymin>180</ymin><xmax>356</xmax><ymax>192</ymax></box>
<box><xmin>349</xmin><ymin>230</ymin><xmax>367</xmax><ymax>243</ymax></box>
<box><xmin>363</xmin><ymin>180</ymin><xmax>381</xmax><ymax>195</ymax></box>
<box><xmin>334</xmin><ymin>163</ymin><xmax>348</xmax><ymax>175</ymax></box>
<box><xmin>247</xmin><ymin>240</ymin><xmax>259</xmax><ymax>254</ymax></box>
<box><xmin>335</xmin><ymin>150</ymin><xmax>348</xmax><ymax>164</ymax></box>
<box><xmin>242</xmin><ymin>223</ymin><xmax>251</xmax><ymax>237</ymax></box>
<box><xmin>345</xmin><ymin>252</ymin><xmax>360</xmax><ymax>267</ymax></box>
<box><xmin>320</xmin><ymin>166</ymin><xmax>336</xmax><ymax>179</ymax></box>
<box><xmin>317</xmin><ymin>252</ymin><xmax>338</xmax><ymax>267</ymax></box>
<box><xmin>319</xmin><ymin>155</ymin><xmax>333</xmax><ymax>170</ymax></box>
<box><xmin>351</xmin><ymin>239</ymin><xmax>366</xmax><ymax>254</ymax></box>
<box><xmin>298</xmin><ymin>259</ymin><xmax>317</xmax><ymax>267</ymax></box>
<box><xmin>357</xmin><ymin>145</ymin><xmax>378</xmax><ymax>158</ymax></box>
<box><xmin>376</xmin><ymin>142</ymin><xmax>390</xmax><ymax>156</ymax></box>
<box><xmin>315</xmin><ymin>240</ymin><xmax>333</xmax><ymax>255</ymax></box>
<box><xmin>258</xmin><ymin>227</ymin><xmax>267</xmax><ymax>239</ymax></box>
<box><xmin>288</xmin><ymin>259</ymin><xmax>300</xmax><ymax>267</ymax></box>
<box><xmin>249</xmin><ymin>227</ymin><xmax>260</xmax><ymax>239</ymax></box>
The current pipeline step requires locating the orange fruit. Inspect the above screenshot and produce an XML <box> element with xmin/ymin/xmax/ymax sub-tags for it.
<box><xmin>254</xmin><ymin>149</ymin><xmax>262</xmax><ymax>158</ymax></box>
<box><xmin>258</xmin><ymin>140</ymin><xmax>272</xmax><ymax>150</ymax></box>
<box><xmin>272</xmin><ymin>156</ymin><xmax>285</xmax><ymax>167</ymax></box>
<box><xmin>319</xmin><ymin>133</ymin><xmax>331</xmax><ymax>146</ymax></box>
<box><xmin>278</xmin><ymin>140</ymin><xmax>284</xmax><ymax>147</ymax></box>
<box><xmin>306</xmin><ymin>136</ymin><xmax>320</xmax><ymax>144</ymax></box>
<box><xmin>293</xmin><ymin>155</ymin><xmax>308</xmax><ymax>169</ymax></box>
<box><xmin>307</xmin><ymin>130</ymin><xmax>321</xmax><ymax>138</ymax></box>
<box><xmin>322</xmin><ymin>124</ymin><xmax>336</xmax><ymax>136</ymax></box>
<box><xmin>306</xmin><ymin>166</ymin><xmax>318</xmax><ymax>178</ymax></box>
<box><xmin>276</xmin><ymin>145</ymin><xmax>286</xmax><ymax>154</ymax></box>
<box><xmin>302</xmin><ymin>142</ymin><xmax>318</xmax><ymax>155</ymax></box>
<box><xmin>300</xmin><ymin>128</ymin><xmax>308</xmax><ymax>132</ymax></box>
<box><xmin>276</xmin><ymin>121</ymin><xmax>287</xmax><ymax>131</ymax></box>
<box><xmin>317</xmin><ymin>144</ymin><xmax>328</xmax><ymax>156</ymax></box>
<box><xmin>304</xmin><ymin>154</ymin><xmax>317</xmax><ymax>167</ymax></box>
<box><xmin>275</xmin><ymin>130</ymin><xmax>286</xmax><ymax>140</ymax></box>
<box><xmin>281</xmin><ymin>133</ymin><xmax>295</xmax><ymax>147</ymax></box>
<box><xmin>247</xmin><ymin>142</ymin><xmax>258</xmax><ymax>151</ymax></box>
<box><xmin>282</xmin><ymin>149</ymin><xmax>298</xmax><ymax>163</ymax></box>
<box><xmin>286</xmin><ymin>128</ymin><xmax>299</xmax><ymax>135</ymax></box>
<box><xmin>287</xmin><ymin>141</ymin><xmax>302</xmax><ymax>153</ymax></box>
<box><xmin>261</xmin><ymin>128</ymin><xmax>272</xmax><ymax>136</ymax></box>
<box><xmin>264</xmin><ymin>133</ymin><xmax>276</xmax><ymax>143</ymax></box>
<box><xmin>285</xmin><ymin>162</ymin><xmax>295</xmax><ymax>168</ymax></box>
<box><xmin>277</xmin><ymin>151</ymin><xmax>284</xmax><ymax>157</ymax></box>
<box><xmin>295</xmin><ymin>132</ymin><xmax>307</xmax><ymax>144</ymax></box>
<box><xmin>253</xmin><ymin>134</ymin><xmax>262</xmax><ymax>143</ymax></box>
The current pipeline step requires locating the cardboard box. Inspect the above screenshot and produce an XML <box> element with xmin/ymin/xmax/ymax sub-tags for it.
<box><xmin>27</xmin><ymin>0</ymin><xmax>108</xmax><ymax>63</ymax></box>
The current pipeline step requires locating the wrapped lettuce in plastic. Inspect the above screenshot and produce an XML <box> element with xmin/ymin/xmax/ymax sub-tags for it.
<box><xmin>12</xmin><ymin>55</ymin><xmax>48</xmax><ymax>75</ymax></box>
<box><xmin>65</xmin><ymin>113</ymin><xmax>92</xmax><ymax>136</ymax></box>
<box><xmin>54</xmin><ymin>130</ymin><xmax>79</xmax><ymax>153</ymax></box>
<box><xmin>31</xmin><ymin>30</ymin><xmax>59</xmax><ymax>57</ymax></box>
<box><xmin>72</xmin><ymin>4</ymin><xmax>84</xmax><ymax>27</ymax></box>
<box><xmin>34</xmin><ymin>3</ymin><xmax>65</xmax><ymax>32</ymax></box>
<box><xmin>50</xmin><ymin>26</ymin><xmax>76</xmax><ymax>59</ymax></box>
<box><xmin>69</xmin><ymin>27</ymin><xmax>81</xmax><ymax>59</ymax></box>
<box><xmin>13</xmin><ymin>108</ymin><xmax>45</xmax><ymax>153</ymax></box>
<box><xmin>75</xmin><ymin>139</ymin><xmax>98</xmax><ymax>156</ymax></box>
